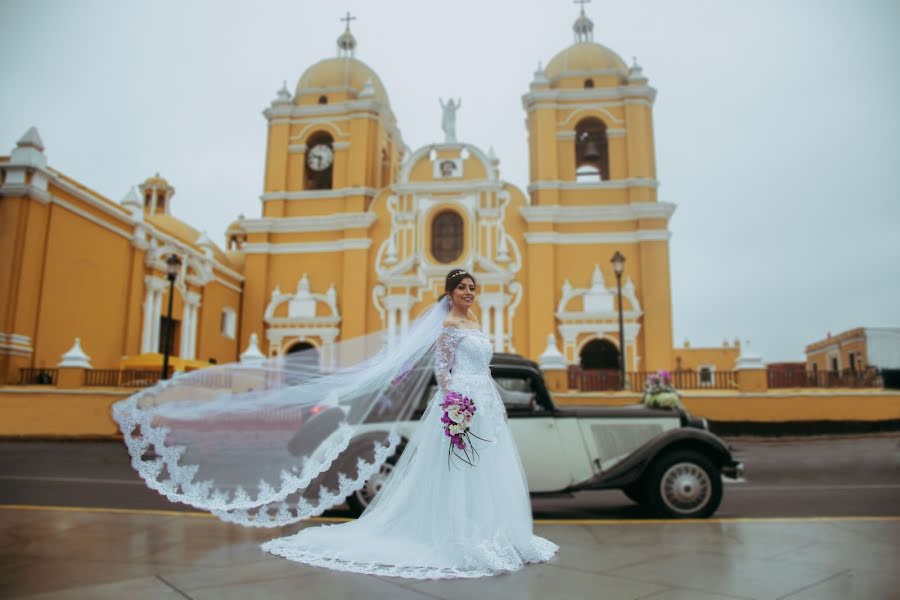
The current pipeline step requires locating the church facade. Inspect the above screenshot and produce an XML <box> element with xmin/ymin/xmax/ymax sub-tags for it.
<box><xmin>0</xmin><ymin>9</ymin><xmax>677</xmax><ymax>382</ymax></box>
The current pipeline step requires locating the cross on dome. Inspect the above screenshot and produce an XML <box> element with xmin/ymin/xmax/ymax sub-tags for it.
<box><xmin>340</xmin><ymin>11</ymin><xmax>356</xmax><ymax>28</ymax></box>
<box><xmin>337</xmin><ymin>11</ymin><xmax>358</xmax><ymax>57</ymax></box>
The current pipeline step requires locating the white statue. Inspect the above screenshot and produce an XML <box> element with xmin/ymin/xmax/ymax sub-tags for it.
<box><xmin>439</xmin><ymin>98</ymin><xmax>461</xmax><ymax>143</ymax></box>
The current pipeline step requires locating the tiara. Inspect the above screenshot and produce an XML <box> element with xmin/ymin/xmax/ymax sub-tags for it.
<box><xmin>448</xmin><ymin>269</ymin><xmax>468</xmax><ymax>278</ymax></box>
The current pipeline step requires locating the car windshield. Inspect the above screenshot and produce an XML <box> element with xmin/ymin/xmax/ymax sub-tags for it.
<box><xmin>419</xmin><ymin>376</ymin><xmax>538</xmax><ymax>412</ymax></box>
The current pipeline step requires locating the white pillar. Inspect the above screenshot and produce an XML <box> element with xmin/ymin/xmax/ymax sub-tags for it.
<box><xmin>179</xmin><ymin>304</ymin><xmax>192</xmax><ymax>358</ymax></box>
<box><xmin>481</xmin><ymin>304</ymin><xmax>492</xmax><ymax>337</ymax></box>
<box><xmin>151</xmin><ymin>291</ymin><xmax>163</xmax><ymax>352</ymax></box>
<box><xmin>141</xmin><ymin>289</ymin><xmax>154</xmax><ymax>353</ymax></box>
<box><xmin>188</xmin><ymin>303</ymin><xmax>200</xmax><ymax>359</ymax></box>
<box><xmin>400</xmin><ymin>305</ymin><xmax>409</xmax><ymax>336</ymax></box>
<box><xmin>493</xmin><ymin>304</ymin><xmax>504</xmax><ymax>352</ymax></box>
<box><xmin>387</xmin><ymin>307</ymin><xmax>396</xmax><ymax>347</ymax></box>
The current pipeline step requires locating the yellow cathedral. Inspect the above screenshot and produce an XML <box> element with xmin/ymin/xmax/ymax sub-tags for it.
<box><xmin>0</xmin><ymin>9</ymin><xmax>686</xmax><ymax>384</ymax></box>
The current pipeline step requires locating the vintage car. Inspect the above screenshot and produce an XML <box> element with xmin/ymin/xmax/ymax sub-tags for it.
<box><xmin>327</xmin><ymin>353</ymin><xmax>743</xmax><ymax>519</ymax></box>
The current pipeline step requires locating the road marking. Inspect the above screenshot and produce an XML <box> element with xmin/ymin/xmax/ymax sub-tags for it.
<box><xmin>0</xmin><ymin>475</ymin><xmax>143</xmax><ymax>485</ymax></box>
<box><xmin>727</xmin><ymin>484</ymin><xmax>900</xmax><ymax>492</ymax></box>
<box><xmin>1</xmin><ymin>504</ymin><xmax>898</xmax><ymax>525</ymax></box>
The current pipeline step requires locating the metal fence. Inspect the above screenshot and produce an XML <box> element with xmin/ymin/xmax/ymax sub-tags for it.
<box><xmin>18</xmin><ymin>368</ymin><xmax>58</xmax><ymax>385</ymax></box>
<box><xmin>768</xmin><ymin>367</ymin><xmax>882</xmax><ymax>389</ymax></box>
<box><xmin>90</xmin><ymin>369</ymin><xmax>167</xmax><ymax>387</ymax></box>
<box><xmin>567</xmin><ymin>367</ymin><xmax>736</xmax><ymax>392</ymax></box>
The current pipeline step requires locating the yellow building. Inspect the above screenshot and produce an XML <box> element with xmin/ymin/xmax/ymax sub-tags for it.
<box><xmin>673</xmin><ymin>339</ymin><xmax>742</xmax><ymax>388</ymax></box>
<box><xmin>0</xmin><ymin>8</ymin><xmax>680</xmax><ymax>382</ymax></box>
<box><xmin>0</xmin><ymin>128</ymin><xmax>243</xmax><ymax>382</ymax></box>
<box><xmin>806</xmin><ymin>327</ymin><xmax>900</xmax><ymax>374</ymax></box>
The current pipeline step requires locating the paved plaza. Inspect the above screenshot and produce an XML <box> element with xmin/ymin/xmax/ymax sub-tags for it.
<box><xmin>1</xmin><ymin>506</ymin><xmax>898</xmax><ymax>599</ymax></box>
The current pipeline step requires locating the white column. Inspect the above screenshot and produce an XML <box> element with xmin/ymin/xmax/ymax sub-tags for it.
<box><xmin>387</xmin><ymin>307</ymin><xmax>396</xmax><ymax>347</ymax></box>
<box><xmin>141</xmin><ymin>289</ymin><xmax>154</xmax><ymax>353</ymax></box>
<box><xmin>151</xmin><ymin>291</ymin><xmax>163</xmax><ymax>352</ymax></box>
<box><xmin>400</xmin><ymin>305</ymin><xmax>409</xmax><ymax>337</ymax></box>
<box><xmin>481</xmin><ymin>304</ymin><xmax>492</xmax><ymax>338</ymax></box>
<box><xmin>493</xmin><ymin>304</ymin><xmax>504</xmax><ymax>352</ymax></box>
<box><xmin>188</xmin><ymin>303</ymin><xmax>200</xmax><ymax>359</ymax></box>
<box><xmin>179</xmin><ymin>304</ymin><xmax>192</xmax><ymax>358</ymax></box>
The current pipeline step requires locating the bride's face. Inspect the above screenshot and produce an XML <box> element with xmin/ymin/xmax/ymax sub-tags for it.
<box><xmin>450</xmin><ymin>277</ymin><xmax>476</xmax><ymax>311</ymax></box>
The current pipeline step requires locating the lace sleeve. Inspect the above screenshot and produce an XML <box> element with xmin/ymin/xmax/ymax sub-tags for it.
<box><xmin>435</xmin><ymin>327</ymin><xmax>461</xmax><ymax>395</ymax></box>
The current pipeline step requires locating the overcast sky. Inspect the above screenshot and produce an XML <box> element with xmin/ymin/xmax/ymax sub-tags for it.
<box><xmin>2</xmin><ymin>0</ymin><xmax>898</xmax><ymax>363</ymax></box>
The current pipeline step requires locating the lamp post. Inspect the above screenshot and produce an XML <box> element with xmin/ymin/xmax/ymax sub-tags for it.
<box><xmin>161</xmin><ymin>254</ymin><xmax>181</xmax><ymax>379</ymax></box>
<box><xmin>611</xmin><ymin>251</ymin><xmax>626</xmax><ymax>390</ymax></box>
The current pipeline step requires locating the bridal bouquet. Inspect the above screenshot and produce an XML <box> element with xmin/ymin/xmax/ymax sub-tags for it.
<box><xmin>441</xmin><ymin>391</ymin><xmax>489</xmax><ymax>468</ymax></box>
<box><xmin>642</xmin><ymin>370</ymin><xmax>683</xmax><ymax>409</ymax></box>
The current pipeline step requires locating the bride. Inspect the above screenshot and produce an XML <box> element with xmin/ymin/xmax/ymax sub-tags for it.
<box><xmin>113</xmin><ymin>268</ymin><xmax>557</xmax><ymax>579</ymax></box>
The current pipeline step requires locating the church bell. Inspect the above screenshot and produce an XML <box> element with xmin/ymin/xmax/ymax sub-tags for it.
<box><xmin>582</xmin><ymin>139</ymin><xmax>602</xmax><ymax>162</ymax></box>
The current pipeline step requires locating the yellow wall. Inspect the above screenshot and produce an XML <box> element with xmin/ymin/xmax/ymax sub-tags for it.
<box><xmin>3</xmin><ymin>386</ymin><xmax>897</xmax><ymax>438</ymax></box>
<box><xmin>675</xmin><ymin>344</ymin><xmax>741</xmax><ymax>371</ymax></box>
<box><xmin>555</xmin><ymin>390</ymin><xmax>900</xmax><ymax>422</ymax></box>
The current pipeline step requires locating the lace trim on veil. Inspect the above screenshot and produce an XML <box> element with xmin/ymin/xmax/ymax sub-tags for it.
<box><xmin>113</xmin><ymin>380</ymin><xmax>401</xmax><ymax>527</ymax></box>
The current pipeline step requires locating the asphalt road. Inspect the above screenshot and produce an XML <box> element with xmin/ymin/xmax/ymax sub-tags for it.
<box><xmin>1</xmin><ymin>436</ymin><xmax>898</xmax><ymax>519</ymax></box>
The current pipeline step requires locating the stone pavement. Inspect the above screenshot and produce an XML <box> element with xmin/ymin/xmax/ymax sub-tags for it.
<box><xmin>1</xmin><ymin>506</ymin><xmax>898</xmax><ymax>599</ymax></box>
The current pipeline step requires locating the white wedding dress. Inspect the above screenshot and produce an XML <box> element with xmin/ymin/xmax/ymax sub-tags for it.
<box><xmin>261</xmin><ymin>325</ymin><xmax>558</xmax><ymax>578</ymax></box>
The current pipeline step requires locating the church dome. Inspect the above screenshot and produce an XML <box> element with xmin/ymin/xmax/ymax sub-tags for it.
<box><xmin>545</xmin><ymin>42</ymin><xmax>628</xmax><ymax>81</ymax></box>
<box><xmin>295</xmin><ymin>57</ymin><xmax>390</xmax><ymax>105</ymax></box>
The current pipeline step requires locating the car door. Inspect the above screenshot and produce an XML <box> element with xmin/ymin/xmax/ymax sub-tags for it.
<box><xmin>572</xmin><ymin>407</ymin><xmax>682</xmax><ymax>471</ymax></box>
<box><xmin>495</xmin><ymin>372</ymin><xmax>579</xmax><ymax>492</ymax></box>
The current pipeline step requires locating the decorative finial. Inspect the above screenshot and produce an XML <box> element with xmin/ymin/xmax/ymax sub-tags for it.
<box><xmin>275</xmin><ymin>80</ymin><xmax>290</xmax><ymax>102</ymax></box>
<box><xmin>628</xmin><ymin>56</ymin><xmax>646</xmax><ymax>83</ymax></box>
<box><xmin>337</xmin><ymin>11</ymin><xmax>357</xmax><ymax>57</ymax></box>
<box><xmin>573</xmin><ymin>0</ymin><xmax>594</xmax><ymax>43</ymax></box>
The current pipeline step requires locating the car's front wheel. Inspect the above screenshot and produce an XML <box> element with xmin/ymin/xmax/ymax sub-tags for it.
<box><xmin>345</xmin><ymin>443</ymin><xmax>404</xmax><ymax>516</ymax></box>
<box><xmin>644</xmin><ymin>450</ymin><xmax>722</xmax><ymax>518</ymax></box>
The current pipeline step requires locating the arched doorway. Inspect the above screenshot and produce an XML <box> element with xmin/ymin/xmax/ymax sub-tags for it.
<box><xmin>285</xmin><ymin>341</ymin><xmax>320</xmax><ymax>374</ymax></box>
<box><xmin>577</xmin><ymin>338</ymin><xmax>621</xmax><ymax>391</ymax></box>
<box><xmin>579</xmin><ymin>338</ymin><xmax>619</xmax><ymax>369</ymax></box>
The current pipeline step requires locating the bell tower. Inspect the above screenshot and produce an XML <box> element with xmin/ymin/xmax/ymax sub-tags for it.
<box><xmin>520</xmin><ymin>3</ymin><xmax>675</xmax><ymax>371</ymax></box>
<box><xmin>235</xmin><ymin>14</ymin><xmax>405</xmax><ymax>358</ymax></box>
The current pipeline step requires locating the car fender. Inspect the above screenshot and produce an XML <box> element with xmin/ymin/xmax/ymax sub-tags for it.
<box><xmin>568</xmin><ymin>427</ymin><xmax>735</xmax><ymax>492</ymax></box>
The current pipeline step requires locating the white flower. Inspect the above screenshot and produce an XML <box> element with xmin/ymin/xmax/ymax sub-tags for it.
<box><xmin>448</xmin><ymin>408</ymin><xmax>465</xmax><ymax>424</ymax></box>
<box><xmin>448</xmin><ymin>423</ymin><xmax>466</xmax><ymax>435</ymax></box>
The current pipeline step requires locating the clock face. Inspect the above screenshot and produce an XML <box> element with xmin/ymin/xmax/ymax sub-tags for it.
<box><xmin>307</xmin><ymin>144</ymin><xmax>334</xmax><ymax>171</ymax></box>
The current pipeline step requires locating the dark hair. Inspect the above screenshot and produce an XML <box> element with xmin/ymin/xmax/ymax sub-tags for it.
<box><xmin>439</xmin><ymin>268</ymin><xmax>476</xmax><ymax>302</ymax></box>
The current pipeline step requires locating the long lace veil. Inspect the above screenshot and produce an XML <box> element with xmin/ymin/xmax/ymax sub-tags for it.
<box><xmin>113</xmin><ymin>297</ymin><xmax>451</xmax><ymax>527</ymax></box>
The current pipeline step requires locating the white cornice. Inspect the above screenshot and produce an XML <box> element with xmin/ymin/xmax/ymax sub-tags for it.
<box><xmin>51</xmin><ymin>195</ymin><xmax>133</xmax><ymax>239</ymax></box>
<box><xmin>243</xmin><ymin>239</ymin><xmax>372</xmax><ymax>254</ymax></box>
<box><xmin>520</xmin><ymin>202</ymin><xmax>676</xmax><ymax>223</ymax></box>
<box><xmin>528</xmin><ymin>178</ymin><xmax>659</xmax><ymax>192</ymax></box>
<box><xmin>264</xmin><ymin>97</ymin><xmax>396</xmax><ymax>122</ymax></box>
<box><xmin>525</xmin><ymin>230</ymin><xmax>671</xmax><ymax>244</ymax></box>
<box><xmin>260</xmin><ymin>187</ymin><xmax>379</xmax><ymax>202</ymax></box>
<box><xmin>239</xmin><ymin>212</ymin><xmax>376</xmax><ymax>233</ymax></box>
<box><xmin>522</xmin><ymin>85</ymin><xmax>657</xmax><ymax>110</ymax></box>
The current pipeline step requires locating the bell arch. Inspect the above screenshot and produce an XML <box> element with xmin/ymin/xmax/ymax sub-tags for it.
<box><xmin>574</xmin><ymin>117</ymin><xmax>609</xmax><ymax>181</ymax></box>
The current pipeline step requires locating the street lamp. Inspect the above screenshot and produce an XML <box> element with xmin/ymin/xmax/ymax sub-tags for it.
<box><xmin>610</xmin><ymin>251</ymin><xmax>626</xmax><ymax>390</ymax></box>
<box><xmin>161</xmin><ymin>253</ymin><xmax>182</xmax><ymax>379</ymax></box>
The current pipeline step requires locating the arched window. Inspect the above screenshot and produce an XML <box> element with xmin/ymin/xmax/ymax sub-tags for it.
<box><xmin>575</xmin><ymin>117</ymin><xmax>609</xmax><ymax>181</ymax></box>
<box><xmin>584</xmin><ymin>78</ymin><xmax>594</xmax><ymax>89</ymax></box>
<box><xmin>431</xmin><ymin>210</ymin><xmax>463</xmax><ymax>263</ymax></box>
<box><xmin>304</xmin><ymin>131</ymin><xmax>334</xmax><ymax>190</ymax></box>
<box><xmin>318</xmin><ymin>95</ymin><xmax>328</xmax><ymax>104</ymax></box>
